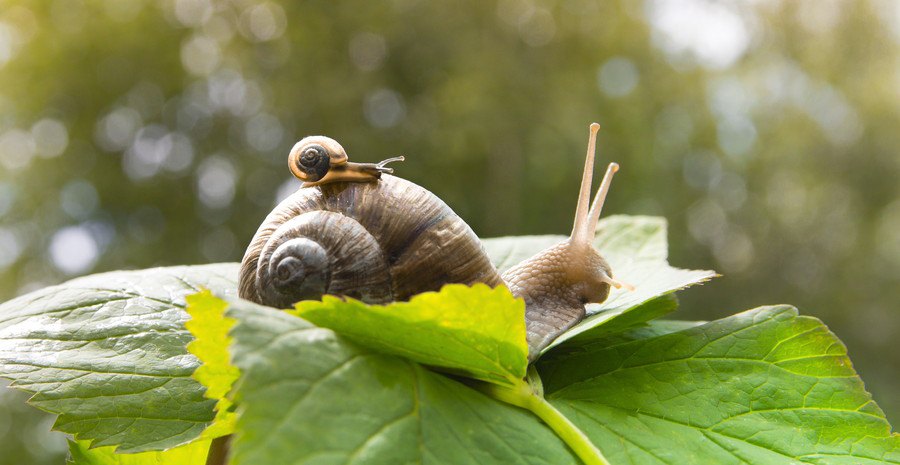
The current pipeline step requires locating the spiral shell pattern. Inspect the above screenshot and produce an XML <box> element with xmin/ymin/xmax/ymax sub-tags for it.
<box><xmin>239</xmin><ymin>175</ymin><xmax>504</xmax><ymax>308</ymax></box>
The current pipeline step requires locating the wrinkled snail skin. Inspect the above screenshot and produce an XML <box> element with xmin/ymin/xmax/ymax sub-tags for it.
<box><xmin>239</xmin><ymin>125</ymin><xmax>623</xmax><ymax>363</ymax></box>
<box><xmin>501</xmin><ymin>240</ymin><xmax>613</xmax><ymax>358</ymax></box>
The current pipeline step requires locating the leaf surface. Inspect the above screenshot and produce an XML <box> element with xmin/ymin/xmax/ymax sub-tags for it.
<box><xmin>185</xmin><ymin>290</ymin><xmax>240</xmax><ymax>439</ymax></box>
<box><xmin>0</xmin><ymin>264</ymin><xmax>239</xmax><ymax>452</ymax></box>
<box><xmin>537</xmin><ymin>305</ymin><xmax>900</xmax><ymax>465</ymax></box>
<box><xmin>226</xmin><ymin>296</ymin><xmax>577</xmax><ymax>465</ymax></box>
<box><xmin>67</xmin><ymin>439</ymin><xmax>210</xmax><ymax>465</ymax></box>
<box><xmin>293</xmin><ymin>283</ymin><xmax>527</xmax><ymax>386</ymax></box>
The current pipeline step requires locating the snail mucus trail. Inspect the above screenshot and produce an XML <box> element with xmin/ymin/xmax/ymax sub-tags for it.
<box><xmin>238</xmin><ymin>123</ymin><xmax>632</xmax><ymax>361</ymax></box>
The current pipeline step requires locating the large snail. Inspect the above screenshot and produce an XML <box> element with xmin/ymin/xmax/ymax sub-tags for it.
<box><xmin>238</xmin><ymin>123</ymin><xmax>631</xmax><ymax>360</ymax></box>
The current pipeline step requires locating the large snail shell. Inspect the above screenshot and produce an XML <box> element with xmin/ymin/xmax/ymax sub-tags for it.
<box><xmin>239</xmin><ymin>174</ymin><xmax>504</xmax><ymax>308</ymax></box>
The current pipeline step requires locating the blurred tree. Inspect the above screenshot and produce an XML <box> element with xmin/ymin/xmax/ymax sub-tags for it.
<box><xmin>0</xmin><ymin>0</ymin><xmax>898</xmax><ymax>463</ymax></box>
<box><xmin>0</xmin><ymin>381</ymin><xmax>67</xmax><ymax>465</ymax></box>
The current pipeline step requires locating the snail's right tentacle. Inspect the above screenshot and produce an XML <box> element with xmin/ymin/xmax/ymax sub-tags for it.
<box><xmin>374</xmin><ymin>156</ymin><xmax>405</xmax><ymax>174</ymax></box>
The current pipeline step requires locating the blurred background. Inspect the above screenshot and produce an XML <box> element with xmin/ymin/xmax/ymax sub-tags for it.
<box><xmin>0</xmin><ymin>0</ymin><xmax>898</xmax><ymax>462</ymax></box>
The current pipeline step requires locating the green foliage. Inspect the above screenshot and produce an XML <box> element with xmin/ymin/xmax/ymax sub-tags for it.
<box><xmin>538</xmin><ymin>306</ymin><xmax>900</xmax><ymax>464</ymax></box>
<box><xmin>0</xmin><ymin>264</ymin><xmax>238</xmax><ymax>452</ymax></box>
<box><xmin>0</xmin><ymin>215</ymin><xmax>896</xmax><ymax>464</ymax></box>
<box><xmin>224</xmin><ymin>296</ymin><xmax>576</xmax><ymax>465</ymax></box>
<box><xmin>184</xmin><ymin>290</ymin><xmax>239</xmax><ymax>439</ymax></box>
<box><xmin>293</xmin><ymin>284</ymin><xmax>528</xmax><ymax>385</ymax></box>
<box><xmin>194</xmin><ymin>295</ymin><xmax>899</xmax><ymax>464</ymax></box>
<box><xmin>67</xmin><ymin>439</ymin><xmax>210</xmax><ymax>465</ymax></box>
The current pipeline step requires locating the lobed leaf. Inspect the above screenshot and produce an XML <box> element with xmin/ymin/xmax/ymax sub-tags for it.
<box><xmin>293</xmin><ymin>283</ymin><xmax>528</xmax><ymax>386</ymax></box>
<box><xmin>4</xmin><ymin>215</ymin><xmax>893</xmax><ymax>465</ymax></box>
<box><xmin>226</xmin><ymin>296</ymin><xmax>577</xmax><ymax>465</ymax></box>
<box><xmin>185</xmin><ymin>290</ymin><xmax>240</xmax><ymax>439</ymax></box>
<box><xmin>0</xmin><ymin>264</ymin><xmax>239</xmax><ymax>452</ymax></box>
<box><xmin>482</xmin><ymin>216</ymin><xmax>673</xmax><ymax>275</ymax></box>
<box><xmin>537</xmin><ymin>305</ymin><xmax>900</xmax><ymax>464</ymax></box>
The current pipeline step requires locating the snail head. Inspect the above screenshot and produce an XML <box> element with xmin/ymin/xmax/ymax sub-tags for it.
<box><xmin>289</xmin><ymin>135</ymin><xmax>405</xmax><ymax>187</ymax></box>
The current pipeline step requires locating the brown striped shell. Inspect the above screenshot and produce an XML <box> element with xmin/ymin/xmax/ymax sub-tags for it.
<box><xmin>238</xmin><ymin>174</ymin><xmax>504</xmax><ymax>308</ymax></box>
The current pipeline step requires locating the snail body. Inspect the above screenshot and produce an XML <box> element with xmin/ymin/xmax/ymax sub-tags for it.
<box><xmin>239</xmin><ymin>125</ymin><xmax>629</xmax><ymax>360</ymax></box>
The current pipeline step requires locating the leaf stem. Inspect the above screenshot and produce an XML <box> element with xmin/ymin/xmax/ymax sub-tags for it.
<box><xmin>478</xmin><ymin>376</ymin><xmax>610</xmax><ymax>465</ymax></box>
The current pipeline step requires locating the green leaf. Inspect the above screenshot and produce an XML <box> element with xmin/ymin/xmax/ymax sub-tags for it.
<box><xmin>584</xmin><ymin>216</ymin><xmax>715</xmax><ymax>315</ymax></box>
<box><xmin>483</xmin><ymin>235</ymin><xmax>565</xmax><ymax>272</ymax></box>
<box><xmin>590</xmin><ymin>214</ymin><xmax>670</xmax><ymax>262</ymax></box>
<box><xmin>226</xmin><ymin>296</ymin><xmax>578</xmax><ymax>465</ymax></box>
<box><xmin>542</xmin><ymin>318</ymin><xmax>709</xmax><ymax>361</ymax></box>
<box><xmin>483</xmin><ymin>215</ymin><xmax>716</xmax><ymax>351</ymax></box>
<box><xmin>537</xmin><ymin>305</ymin><xmax>900</xmax><ymax>464</ymax></box>
<box><xmin>0</xmin><ymin>264</ymin><xmax>239</xmax><ymax>452</ymax></box>
<box><xmin>293</xmin><ymin>283</ymin><xmax>527</xmax><ymax>386</ymax></box>
<box><xmin>67</xmin><ymin>439</ymin><xmax>210</xmax><ymax>465</ymax></box>
<box><xmin>476</xmin><ymin>368</ymin><xmax>611</xmax><ymax>465</ymax></box>
<box><xmin>554</xmin><ymin>295</ymin><xmax>680</xmax><ymax>346</ymax></box>
<box><xmin>482</xmin><ymin>216</ymin><xmax>671</xmax><ymax>274</ymax></box>
<box><xmin>596</xmin><ymin>318</ymin><xmax>707</xmax><ymax>343</ymax></box>
<box><xmin>185</xmin><ymin>290</ymin><xmax>240</xmax><ymax>439</ymax></box>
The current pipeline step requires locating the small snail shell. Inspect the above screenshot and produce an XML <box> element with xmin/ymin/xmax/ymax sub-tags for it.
<box><xmin>239</xmin><ymin>125</ymin><xmax>629</xmax><ymax>360</ymax></box>
<box><xmin>288</xmin><ymin>136</ymin><xmax>404</xmax><ymax>186</ymax></box>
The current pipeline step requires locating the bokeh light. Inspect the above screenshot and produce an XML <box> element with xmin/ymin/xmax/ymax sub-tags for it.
<box><xmin>0</xmin><ymin>0</ymin><xmax>898</xmax><ymax>463</ymax></box>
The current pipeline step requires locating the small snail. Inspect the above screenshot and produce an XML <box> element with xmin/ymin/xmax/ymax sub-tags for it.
<box><xmin>287</xmin><ymin>135</ymin><xmax>405</xmax><ymax>186</ymax></box>
<box><xmin>239</xmin><ymin>123</ymin><xmax>631</xmax><ymax>360</ymax></box>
